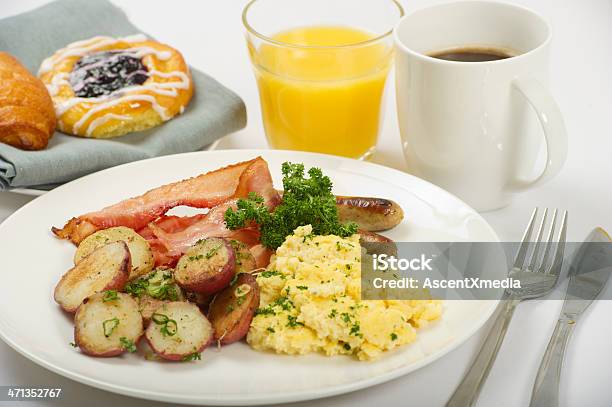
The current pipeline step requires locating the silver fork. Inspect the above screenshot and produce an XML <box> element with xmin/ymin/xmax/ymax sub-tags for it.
<box><xmin>446</xmin><ymin>208</ymin><xmax>568</xmax><ymax>407</ymax></box>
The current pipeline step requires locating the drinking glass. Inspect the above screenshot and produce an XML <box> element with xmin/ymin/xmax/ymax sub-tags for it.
<box><xmin>243</xmin><ymin>0</ymin><xmax>404</xmax><ymax>159</ymax></box>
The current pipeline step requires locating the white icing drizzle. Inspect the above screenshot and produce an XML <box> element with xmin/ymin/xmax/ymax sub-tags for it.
<box><xmin>45</xmin><ymin>72</ymin><xmax>70</xmax><ymax>96</ymax></box>
<box><xmin>74</xmin><ymin>94</ymin><xmax>171</xmax><ymax>133</ymax></box>
<box><xmin>86</xmin><ymin>113</ymin><xmax>132</xmax><ymax>137</ymax></box>
<box><xmin>148</xmin><ymin>69</ymin><xmax>190</xmax><ymax>86</ymax></box>
<box><xmin>122</xmin><ymin>47</ymin><xmax>172</xmax><ymax>61</ymax></box>
<box><xmin>41</xmin><ymin>34</ymin><xmax>191</xmax><ymax>136</ymax></box>
<box><xmin>56</xmin><ymin>95</ymin><xmax>106</xmax><ymax>116</ymax></box>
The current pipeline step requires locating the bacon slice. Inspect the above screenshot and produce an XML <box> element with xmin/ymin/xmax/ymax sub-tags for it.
<box><xmin>147</xmin><ymin>200</ymin><xmax>260</xmax><ymax>257</ymax></box>
<box><xmin>138</xmin><ymin>214</ymin><xmax>207</xmax><ymax>241</ymax></box>
<box><xmin>137</xmin><ymin>214</ymin><xmax>206</xmax><ymax>267</ymax></box>
<box><xmin>137</xmin><ymin>214</ymin><xmax>208</xmax><ymax>266</ymax></box>
<box><xmin>134</xmin><ymin>208</ymin><xmax>262</xmax><ymax>267</ymax></box>
<box><xmin>52</xmin><ymin>157</ymin><xmax>280</xmax><ymax>245</ymax></box>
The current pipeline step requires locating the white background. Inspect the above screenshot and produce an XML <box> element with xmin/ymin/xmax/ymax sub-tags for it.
<box><xmin>0</xmin><ymin>0</ymin><xmax>611</xmax><ymax>406</ymax></box>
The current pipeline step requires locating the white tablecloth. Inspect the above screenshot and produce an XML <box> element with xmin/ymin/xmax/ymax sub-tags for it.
<box><xmin>1</xmin><ymin>0</ymin><xmax>611</xmax><ymax>406</ymax></box>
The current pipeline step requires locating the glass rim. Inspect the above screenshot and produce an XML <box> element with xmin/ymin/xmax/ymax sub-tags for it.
<box><xmin>242</xmin><ymin>0</ymin><xmax>405</xmax><ymax>49</ymax></box>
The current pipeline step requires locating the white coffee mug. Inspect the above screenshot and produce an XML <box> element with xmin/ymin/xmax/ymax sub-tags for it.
<box><xmin>394</xmin><ymin>1</ymin><xmax>567</xmax><ymax>211</ymax></box>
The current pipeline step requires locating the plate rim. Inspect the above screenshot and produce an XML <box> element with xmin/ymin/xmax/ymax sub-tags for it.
<box><xmin>0</xmin><ymin>149</ymin><xmax>500</xmax><ymax>405</ymax></box>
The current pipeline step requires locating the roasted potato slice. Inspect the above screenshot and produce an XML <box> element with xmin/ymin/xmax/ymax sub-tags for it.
<box><xmin>175</xmin><ymin>238</ymin><xmax>235</xmax><ymax>294</ymax></box>
<box><xmin>208</xmin><ymin>273</ymin><xmax>260</xmax><ymax>345</ymax></box>
<box><xmin>74</xmin><ymin>291</ymin><xmax>143</xmax><ymax>357</ymax></box>
<box><xmin>184</xmin><ymin>291</ymin><xmax>214</xmax><ymax>311</ymax></box>
<box><xmin>55</xmin><ymin>241</ymin><xmax>130</xmax><ymax>313</ymax></box>
<box><xmin>145</xmin><ymin>301</ymin><xmax>213</xmax><ymax>361</ymax></box>
<box><xmin>74</xmin><ymin>226</ymin><xmax>154</xmax><ymax>280</ymax></box>
<box><xmin>229</xmin><ymin>240</ymin><xmax>257</xmax><ymax>274</ymax></box>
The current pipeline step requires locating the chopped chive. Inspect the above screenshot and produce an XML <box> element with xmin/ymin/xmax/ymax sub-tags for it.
<box><xmin>102</xmin><ymin>317</ymin><xmax>119</xmax><ymax>337</ymax></box>
<box><xmin>102</xmin><ymin>290</ymin><xmax>119</xmax><ymax>302</ymax></box>
<box><xmin>120</xmin><ymin>337</ymin><xmax>137</xmax><ymax>352</ymax></box>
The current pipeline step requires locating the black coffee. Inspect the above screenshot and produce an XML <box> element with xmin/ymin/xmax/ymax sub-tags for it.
<box><xmin>429</xmin><ymin>47</ymin><xmax>513</xmax><ymax>62</ymax></box>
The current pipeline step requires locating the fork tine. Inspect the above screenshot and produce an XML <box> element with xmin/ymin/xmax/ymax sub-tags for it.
<box><xmin>547</xmin><ymin>210</ymin><xmax>568</xmax><ymax>275</ymax></box>
<box><xmin>513</xmin><ymin>208</ymin><xmax>538</xmax><ymax>269</ymax></box>
<box><xmin>529</xmin><ymin>208</ymin><xmax>549</xmax><ymax>272</ymax></box>
<box><xmin>538</xmin><ymin>209</ymin><xmax>558</xmax><ymax>273</ymax></box>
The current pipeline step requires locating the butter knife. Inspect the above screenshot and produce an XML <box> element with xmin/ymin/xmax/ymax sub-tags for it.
<box><xmin>530</xmin><ymin>227</ymin><xmax>612</xmax><ymax>407</ymax></box>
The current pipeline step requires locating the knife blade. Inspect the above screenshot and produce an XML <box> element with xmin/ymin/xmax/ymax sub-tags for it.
<box><xmin>561</xmin><ymin>227</ymin><xmax>612</xmax><ymax>318</ymax></box>
<box><xmin>530</xmin><ymin>227</ymin><xmax>612</xmax><ymax>407</ymax></box>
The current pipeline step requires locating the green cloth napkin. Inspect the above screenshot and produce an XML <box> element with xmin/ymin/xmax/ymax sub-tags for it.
<box><xmin>0</xmin><ymin>0</ymin><xmax>246</xmax><ymax>190</ymax></box>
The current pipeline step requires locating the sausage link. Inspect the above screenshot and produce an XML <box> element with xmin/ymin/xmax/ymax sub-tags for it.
<box><xmin>336</xmin><ymin>196</ymin><xmax>404</xmax><ymax>231</ymax></box>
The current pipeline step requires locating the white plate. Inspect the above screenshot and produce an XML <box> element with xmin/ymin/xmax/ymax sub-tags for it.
<box><xmin>0</xmin><ymin>150</ymin><xmax>499</xmax><ymax>406</ymax></box>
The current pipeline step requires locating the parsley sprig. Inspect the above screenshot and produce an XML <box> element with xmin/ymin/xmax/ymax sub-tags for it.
<box><xmin>224</xmin><ymin>163</ymin><xmax>358</xmax><ymax>249</ymax></box>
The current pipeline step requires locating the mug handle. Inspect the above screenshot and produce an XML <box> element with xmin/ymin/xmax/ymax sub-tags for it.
<box><xmin>507</xmin><ymin>77</ymin><xmax>568</xmax><ymax>191</ymax></box>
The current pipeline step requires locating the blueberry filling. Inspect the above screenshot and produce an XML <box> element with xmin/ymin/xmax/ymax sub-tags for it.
<box><xmin>69</xmin><ymin>51</ymin><xmax>149</xmax><ymax>98</ymax></box>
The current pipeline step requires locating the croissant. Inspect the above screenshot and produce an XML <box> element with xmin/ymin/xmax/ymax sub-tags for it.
<box><xmin>0</xmin><ymin>52</ymin><xmax>56</xmax><ymax>150</ymax></box>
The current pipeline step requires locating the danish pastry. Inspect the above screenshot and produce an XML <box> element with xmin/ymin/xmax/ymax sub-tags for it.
<box><xmin>0</xmin><ymin>52</ymin><xmax>56</xmax><ymax>150</ymax></box>
<box><xmin>38</xmin><ymin>34</ymin><xmax>193</xmax><ymax>139</ymax></box>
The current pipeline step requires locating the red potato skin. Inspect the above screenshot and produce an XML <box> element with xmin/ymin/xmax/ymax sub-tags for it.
<box><xmin>208</xmin><ymin>273</ymin><xmax>260</xmax><ymax>345</ymax></box>
<box><xmin>54</xmin><ymin>242</ymin><xmax>131</xmax><ymax>313</ymax></box>
<box><xmin>145</xmin><ymin>332</ymin><xmax>212</xmax><ymax>361</ymax></box>
<box><xmin>175</xmin><ymin>239</ymin><xmax>236</xmax><ymax>294</ymax></box>
<box><xmin>185</xmin><ymin>291</ymin><xmax>214</xmax><ymax>311</ymax></box>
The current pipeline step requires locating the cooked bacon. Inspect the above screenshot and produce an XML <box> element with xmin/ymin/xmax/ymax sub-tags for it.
<box><xmin>52</xmin><ymin>157</ymin><xmax>280</xmax><ymax>245</ymax></box>
<box><xmin>149</xmin><ymin>227</ymin><xmax>261</xmax><ymax>267</ymax></box>
<box><xmin>52</xmin><ymin>217</ymin><xmax>99</xmax><ymax>244</ymax></box>
<box><xmin>149</xmin><ymin>241</ymin><xmax>177</xmax><ymax>268</ymax></box>
<box><xmin>133</xmin><ymin>207</ymin><xmax>261</xmax><ymax>267</ymax></box>
<box><xmin>138</xmin><ymin>214</ymin><xmax>207</xmax><ymax>241</ymax></box>
<box><xmin>136</xmin><ymin>214</ymin><xmax>208</xmax><ymax>266</ymax></box>
<box><xmin>147</xmin><ymin>201</ymin><xmax>258</xmax><ymax>257</ymax></box>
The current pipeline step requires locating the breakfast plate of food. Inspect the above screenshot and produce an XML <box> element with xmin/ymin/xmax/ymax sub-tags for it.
<box><xmin>0</xmin><ymin>150</ymin><xmax>499</xmax><ymax>405</ymax></box>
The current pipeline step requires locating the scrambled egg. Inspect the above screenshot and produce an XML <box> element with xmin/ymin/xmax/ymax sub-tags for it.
<box><xmin>247</xmin><ymin>225</ymin><xmax>442</xmax><ymax>360</ymax></box>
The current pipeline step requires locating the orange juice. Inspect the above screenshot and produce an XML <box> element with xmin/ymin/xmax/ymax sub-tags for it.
<box><xmin>249</xmin><ymin>26</ymin><xmax>393</xmax><ymax>158</ymax></box>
